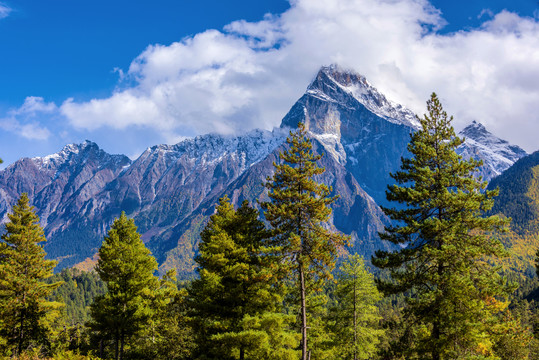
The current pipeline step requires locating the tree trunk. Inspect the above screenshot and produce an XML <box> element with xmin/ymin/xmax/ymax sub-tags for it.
<box><xmin>353</xmin><ymin>275</ymin><xmax>357</xmax><ymax>360</ymax></box>
<box><xmin>432</xmin><ymin>261</ymin><xmax>443</xmax><ymax>360</ymax></box>
<box><xmin>17</xmin><ymin>305</ymin><xmax>26</xmax><ymax>356</ymax></box>
<box><xmin>115</xmin><ymin>332</ymin><xmax>119</xmax><ymax>360</ymax></box>
<box><xmin>120</xmin><ymin>330</ymin><xmax>125</xmax><ymax>360</ymax></box>
<box><xmin>432</xmin><ymin>322</ymin><xmax>440</xmax><ymax>360</ymax></box>
<box><xmin>240</xmin><ymin>347</ymin><xmax>245</xmax><ymax>360</ymax></box>
<box><xmin>99</xmin><ymin>338</ymin><xmax>104</xmax><ymax>359</ymax></box>
<box><xmin>299</xmin><ymin>261</ymin><xmax>308</xmax><ymax>360</ymax></box>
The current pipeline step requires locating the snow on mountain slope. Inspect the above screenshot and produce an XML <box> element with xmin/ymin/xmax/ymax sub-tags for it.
<box><xmin>0</xmin><ymin>65</ymin><xmax>529</xmax><ymax>275</ymax></box>
<box><xmin>143</xmin><ymin>128</ymin><xmax>288</xmax><ymax>171</ymax></box>
<box><xmin>282</xmin><ymin>65</ymin><xmax>526</xmax><ymax>204</ymax></box>
<box><xmin>458</xmin><ymin>121</ymin><xmax>528</xmax><ymax>180</ymax></box>
<box><xmin>312</xmin><ymin>64</ymin><xmax>420</xmax><ymax>129</ymax></box>
<box><xmin>0</xmin><ymin>142</ymin><xmax>132</xmax><ymax>268</ymax></box>
<box><xmin>281</xmin><ymin>65</ymin><xmax>417</xmax><ymax>206</ymax></box>
<box><xmin>0</xmin><ymin>141</ymin><xmax>131</xmax><ymax>218</ymax></box>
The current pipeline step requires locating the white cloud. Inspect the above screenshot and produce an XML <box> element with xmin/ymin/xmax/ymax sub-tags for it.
<box><xmin>59</xmin><ymin>0</ymin><xmax>539</xmax><ymax>152</ymax></box>
<box><xmin>0</xmin><ymin>97</ymin><xmax>54</xmax><ymax>140</ymax></box>
<box><xmin>0</xmin><ymin>3</ymin><xmax>11</xmax><ymax>19</ymax></box>
<box><xmin>478</xmin><ymin>9</ymin><xmax>494</xmax><ymax>20</ymax></box>
<box><xmin>13</xmin><ymin>96</ymin><xmax>57</xmax><ymax>115</ymax></box>
<box><xmin>62</xmin><ymin>92</ymin><xmax>169</xmax><ymax>130</ymax></box>
<box><xmin>0</xmin><ymin>118</ymin><xmax>51</xmax><ymax>140</ymax></box>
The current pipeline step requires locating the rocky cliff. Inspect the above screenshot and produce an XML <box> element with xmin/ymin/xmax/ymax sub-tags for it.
<box><xmin>0</xmin><ymin>66</ymin><xmax>527</xmax><ymax>275</ymax></box>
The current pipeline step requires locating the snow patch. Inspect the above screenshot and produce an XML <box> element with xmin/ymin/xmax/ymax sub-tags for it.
<box><xmin>458</xmin><ymin>121</ymin><xmax>527</xmax><ymax>177</ymax></box>
<box><xmin>318</xmin><ymin>65</ymin><xmax>420</xmax><ymax>129</ymax></box>
<box><xmin>144</xmin><ymin>128</ymin><xmax>288</xmax><ymax>173</ymax></box>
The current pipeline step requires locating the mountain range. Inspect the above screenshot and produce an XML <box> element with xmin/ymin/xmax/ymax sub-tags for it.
<box><xmin>0</xmin><ymin>65</ymin><xmax>529</xmax><ymax>276</ymax></box>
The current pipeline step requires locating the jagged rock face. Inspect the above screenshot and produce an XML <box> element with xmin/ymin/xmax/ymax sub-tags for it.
<box><xmin>282</xmin><ymin>66</ymin><xmax>527</xmax><ymax>203</ymax></box>
<box><xmin>457</xmin><ymin>120</ymin><xmax>528</xmax><ymax>181</ymax></box>
<box><xmin>157</xmin><ymin>139</ymin><xmax>392</xmax><ymax>277</ymax></box>
<box><xmin>281</xmin><ymin>65</ymin><xmax>418</xmax><ymax>206</ymax></box>
<box><xmin>0</xmin><ymin>141</ymin><xmax>132</xmax><ymax>267</ymax></box>
<box><xmin>109</xmin><ymin>129</ymin><xmax>288</xmax><ymax>264</ymax></box>
<box><xmin>0</xmin><ymin>65</ymin><xmax>528</xmax><ymax>275</ymax></box>
<box><xmin>0</xmin><ymin>141</ymin><xmax>132</xmax><ymax>225</ymax></box>
<box><xmin>0</xmin><ymin>131</ymin><xmax>288</xmax><ymax>270</ymax></box>
<box><xmin>109</xmin><ymin>129</ymin><xmax>287</xmax><ymax>215</ymax></box>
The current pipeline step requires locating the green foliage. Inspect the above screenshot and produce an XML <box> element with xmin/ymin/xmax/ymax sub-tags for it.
<box><xmin>212</xmin><ymin>313</ymin><xmax>300</xmax><ymax>360</ymax></box>
<box><xmin>189</xmin><ymin>196</ymin><xmax>296</xmax><ymax>359</ymax></box>
<box><xmin>89</xmin><ymin>212</ymin><xmax>160</xmax><ymax>360</ymax></box>
<box><xmin>491</xmin><ymin>301</ymin><xmax>533</xmax><ymax>360</ymax></box>
<box><xmin>159</xmin><ymin>215</ymin><xmax>206</xmax><ymax>278</ymax></box>
<box><xmin>2</xmin><ymin>349</ymin><xmax>97</xmax><ymax>360</ymax></box>
<box><xmin>42</xmin><ymin>269</ymin><xmax>106</xmax><ymax>357</ymax></box>
<box><xmin>327</xmin><ymin>254</ymin><xmax>384</xmax><ymax>359</ymax></box>
<box><xmin>373</xmin><ymin>93</ymin><xmax>511</xmax><ymax>359</ymax></box>
<box><xmin>483</xmin><ymin>152</ymin><xmax>539</xmax><ymax>278</ymax></box>
<box><xmin>47</xmin><ymin>268</ymin><xmax>106</xmax><ymax>324</ymax></box>
<box><xmin>488</xmin><ymin>152</ymin><xmax>539</xmax><ymax>235</ymax></box>
<box><xmin>0</xmin><ymin>193</ymin><xmax>62</xmax><ymax>357</ymax></box>
<box><xmin>262</xmin><ymin>123</ymin><xmax>349</xmax><ymax>359</ymax></box>
<box><xmin>46</xmin><ymin>267</ymin><xmax>192</xmax><ymax>359</ymax></box>
<box><xmin>44</xmin><ymin>223</ymin><xmax>101</xmax><ymax>270</ymax></box>
<box><xmin>304</xmin><ymin>292</ymin><xmax>334</xmax><ymax>360</ymax></box>
<box><xmin>129</xmin><ymin>276</ymin><xmax>194</xmax><ymax>360</ymax></box>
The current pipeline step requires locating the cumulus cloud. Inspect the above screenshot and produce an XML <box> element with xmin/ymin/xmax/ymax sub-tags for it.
<box><xmin>0</xmin><ymin>3</ymin><xmax>11</xmax><ymax>19</ymax></box>
<box><xmin>0</xmin><ymin>97</ymin><xmax>54</xmax><ymax>140</ymax></box>
<box><xmin>59</xmin><ymin>0</ymin><xmax>539</xmax><ymax>151</ymax></box>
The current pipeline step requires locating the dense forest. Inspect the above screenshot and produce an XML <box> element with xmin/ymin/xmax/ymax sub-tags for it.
<box><xmin>2</xmin><ymin>94</ymin><xmax>539</xmax><ymax>359</ymax></box>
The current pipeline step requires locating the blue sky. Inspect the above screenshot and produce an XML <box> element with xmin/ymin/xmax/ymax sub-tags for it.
<box><xmin>0</xmin><ymin>1</ymin><xmax>290</xmax><ymax>105</ymax></box>
<box><xmin>0</xmin><ymin>0</ymin><xmax>538</xmax><ymax>166</ymax></box>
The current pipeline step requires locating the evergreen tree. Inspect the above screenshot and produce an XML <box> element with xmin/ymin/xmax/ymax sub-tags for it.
<box><xmin>131</xmin><ymin>270</ymin><xmax>195</xmax><ymax>360</ymax></box>
<box><xmin>189</xmin><ymin>196</ymin><xmax>296</xmax><ymax>359</ymax></box>
<box><xmin>89</xmin><ymin>212</ymin><xmax>159</xmax><ymax>360</ymax></box>
<box><xmin>491</xmin><ymin>303</ymin><xmax>532</xmax><ymax>360</ymax></box>
<box><xmin>47</xmin><ymin>268</ymin><xmax>106</xmax><ymax>325</ymax></box>
<box><xmin>372</xmin><ymin>93</ymin><xmax>510</xmax><ymax>359</ymax></box>
<box><xmin>261</xmin><ymin>123</ymin><xmax>349</xmax><ymax>360</ymax></box>
<box><xmin>301</xmin><ymin>291</ymin><xmax>334</xmax><ymax>360</ymax></box>
<box><xmin>328</xmin><ymin>254</ymin><xmax>384</xmax><ymax>360</ymax></box>
<box><xmin>0</xmin><ymin>193</ymin><xmax>62</xmax><ymax>356</ymax></box>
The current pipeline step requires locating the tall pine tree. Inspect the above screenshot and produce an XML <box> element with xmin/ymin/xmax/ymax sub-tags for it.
<box><xmin>328</xmin><ymin>254</ymin><xmax>384</xmax><ymax>360</ymax></box>
<box><xmin>0</xmin><ymin>193</ymin><xmax>62</xmax><ymax>356</ymax></box>
<box><xmin>372</xmin><ymin>93</ymin><xmax>510</xmax><ymax>359</ymax></box>
<box><xmin>189</xmin><ymin>196</ymin><xmax>296</xmax><ymax>360</ymax></box>
<box><xmin>89</xmin><ymin>212</ymin><xmax>159</xmax><ymax>360</ymax></box>
<box><xmin>262</xmin><ymin>123</ymin><xmax>349</xmax><ymax>360</ymax></box>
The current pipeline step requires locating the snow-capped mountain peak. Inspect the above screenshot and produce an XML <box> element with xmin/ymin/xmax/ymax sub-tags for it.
<box><xmin>458</xmin><ymin>121</ymin><xmax>527</xmax><ymax>178</ymax></box>
<box><xmin>28</xmin><ymin>140</ymin><xmax>131</xmax><ymax>173</ymax></box>
<box><xmin>309</xmin><ymin>65</ymin><xmax>420</xmax><ymax>129</ymax></box>
<box><xmin>30</xmin><ymin>140</ymin><xmax>96</xmax><ymax>168</ymax></box>
<box><xmin>280</xmin><ymin>64</ymin><xmax>419</xmax><ymax>204</ymax></box>
<box><xmin>0</xmin><ymin>65</ymin><xmax>530</xmax><ymax>276</ymax></box>
<box><xmin>137</xmin><ymin>128</ymin><xmax>287</xmax><ymax>174</ymax></box>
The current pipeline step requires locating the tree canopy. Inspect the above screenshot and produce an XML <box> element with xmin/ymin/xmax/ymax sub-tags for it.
<box><xmin>89</xmin><ymin>212</ymin><xmax>159</xmax><ymax>360</ymax></box>
<box><xmin>373</xmin><ymin>93</ymin><xmax>510</xmax><ymax>359</ymax></box>
<box><xmin>189</xmin><ymin>196</ymin><xmax>297</xmax><ymax>360</ymax></box>
<box><xmin>0</xmin><ymin>193</ymin><xmax>62</xmax><ymax>357</ymax></box>
<box><xmin>328</xmin><ymin>254</ymin><xmax>384</xmax><ymax>360</ymax></box>
<box><xmin>262</xmin><ymin>123</ymin><xmax>349</xmax><ymax>360</ymax></box>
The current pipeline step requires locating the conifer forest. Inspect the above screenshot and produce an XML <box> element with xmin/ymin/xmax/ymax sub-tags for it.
<box><xmin>3</xmin><ymin>94</ymin><xmax>539</xmax><ymax>360</ymax></box>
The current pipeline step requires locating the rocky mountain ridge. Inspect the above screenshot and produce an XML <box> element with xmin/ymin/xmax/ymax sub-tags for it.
<box><xmin>0</xmin><ymin>65</ymin><xmax>528</xmax><ymax>275</ymax></box>
<box><xmin>457</xmin><ymin>120</ymin><xmax>528</xmax><ymax>180</ymax></box>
